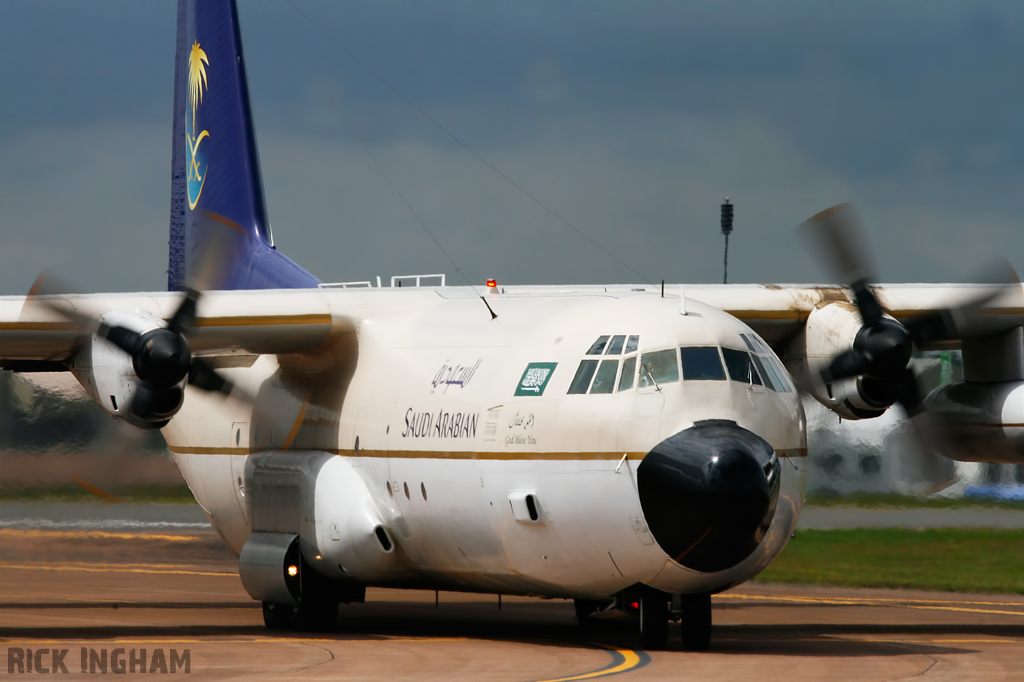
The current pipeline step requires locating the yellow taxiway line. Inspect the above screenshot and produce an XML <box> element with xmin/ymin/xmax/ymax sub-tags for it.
<box><xmin>533</xmin><ymin>644</ymin><xmax>647</xmax><ymax>682</ymax></box>
<box><xmin>0</xmin><ymin>529</ymin><xmax>204</xmax><ymax>543</ymax></box>
<box><xmin>720</xmin><ymin>593</ymin><xmax>1024</xmax><ymax>617</ymax></box>
<box><xmin>0</xmin><ymin>562</ymin><xmax>234</xmax><ymax>577</ymax></box>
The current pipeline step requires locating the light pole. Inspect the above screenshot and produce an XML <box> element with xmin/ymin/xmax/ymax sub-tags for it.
<box><xmin>721</xmin><ymin>198</ymin><xmax>734</xmax><ymax>284</ymax></box>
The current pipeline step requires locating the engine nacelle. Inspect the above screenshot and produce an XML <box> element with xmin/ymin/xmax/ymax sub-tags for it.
<box><xmin>795</xmin><ymin>302</ymin><xmax>894</xmax><ymax>420</ymax></box>
<box><xmin>69</xmin><ymin>310</ymin><xmax>185</xmax><ymax>429</ymax></box>
<box><xmin>923</xmin><ymin>381</ymin><xmax>1024</xmax><ymax>463</ymax></box>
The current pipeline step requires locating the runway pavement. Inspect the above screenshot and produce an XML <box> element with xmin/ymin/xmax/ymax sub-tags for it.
<box><xmin>0</xmin><ymin>518</ymin><xmax>1022</xmax><ymax>681</ymax></box>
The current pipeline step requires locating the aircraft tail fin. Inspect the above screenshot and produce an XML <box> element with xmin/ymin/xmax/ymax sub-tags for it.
<box><xmin>167</xmin><ymin>0</ymin><xmax>319</xmax><ymax>291</ymax></box>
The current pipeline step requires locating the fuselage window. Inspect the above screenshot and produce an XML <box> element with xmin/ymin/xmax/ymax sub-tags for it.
<box><xmin>624</xmin><ymin>335</ymin><xmax>639</xmax><ymax>354</ymax></box>
<box><xmin>680</xmin><ymin>347</ymin><xmax>727</xmax><ymax>381</ymax></box>
<box><xmin>638</xmin><ymin>349</ymin><xmax>680</xmax><ymax>387</ymax></box>
<box><xmin>722</xmin><ymin>347</ymin><xmax>761</xmax><ymax>385</ymax></box>
<box><xmin>606</xmin><ymin>335</ymin><xmax>626</xmax><ymax>355</ymax></box>
<box><xmin>568</xmin><ymin>359</ymin><xmax>600</xmax><ymax>394</ymax></box>
<box><xmin>587</xmin><ymin>336</ymin><xmax>610</xmax><ymax>355</ymax></box>
<box><xmin>618</xmin><ymin>356</ymin><xmax>637</xmax><ymax>391</ymax></box>
<box><xmin>590</xmin><ymin>359</ymin><xmax>619</xmax><ymax>394</ymax></box>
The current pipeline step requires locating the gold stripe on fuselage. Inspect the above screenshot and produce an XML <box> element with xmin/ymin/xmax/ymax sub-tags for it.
<box><xmin>192</xmin><ymin>313</ymin><xmax>332</xmax><ymax>327</ymax></box>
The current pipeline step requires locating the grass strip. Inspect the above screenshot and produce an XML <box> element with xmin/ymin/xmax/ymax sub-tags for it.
<box><xmin>756</xmin><ymin>528</ymin><xmax>1024</xmax><ymax>594</ymax></box>
<box><xmin>806</xmin><ymin>492</ymin><xmax>1024</xmax><ymax>510</ymax></box>
<box><xmin>0</xmin><ymin>483</ymin><xmax>196</xmax><ymax>504</ymax></box>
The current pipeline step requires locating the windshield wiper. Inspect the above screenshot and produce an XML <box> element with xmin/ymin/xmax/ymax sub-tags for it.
<box><xmin>642</xmin><ymin>362</ymin><xmax>662</xmax><ymax>392</ymax></box>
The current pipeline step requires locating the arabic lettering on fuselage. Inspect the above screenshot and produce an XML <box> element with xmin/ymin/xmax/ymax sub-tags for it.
<box><xmin>431</xmin><ymin>360</ymin><xmax>482</xmax><ymax>393</ymax></box>
<box><xmin>402</xmin><ymin>408</ymin><xmax>480</xmax><ymax>439</ymax></box>
<box><xmin>508</xmin><ymin>412</ymin><xmax>535</xmax><ymax>430</ymax></box>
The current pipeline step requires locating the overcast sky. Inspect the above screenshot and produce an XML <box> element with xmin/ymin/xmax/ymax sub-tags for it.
<box><xmin>1</xmin><ymin>0</ymin><xmax>1022</xmax><ymax>294</ymax></box>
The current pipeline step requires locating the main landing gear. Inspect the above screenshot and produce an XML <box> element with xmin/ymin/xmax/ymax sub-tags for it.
<box><xmin>261</xmin><ymin>555</ymin><xmax>364</xmax><ymax>632</ymax></box>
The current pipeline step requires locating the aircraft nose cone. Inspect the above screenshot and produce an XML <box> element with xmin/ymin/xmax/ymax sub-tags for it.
<box><xmin>637</xmin><ymin>420</ymin><xmax>780</xmax><ymax>573</ymax></box>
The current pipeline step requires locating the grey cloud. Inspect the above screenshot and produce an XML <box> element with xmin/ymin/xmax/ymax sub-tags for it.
<box><xmin>2</xmin><ymin>1</ymin><xmax>1023</xmax><ymax>294</ymax></box>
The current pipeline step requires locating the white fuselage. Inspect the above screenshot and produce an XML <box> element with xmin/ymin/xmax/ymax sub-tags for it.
<box><xmin>167</xmin><ymin>288</ymin><xmax>807</xmax><ymax>597</ymax></box>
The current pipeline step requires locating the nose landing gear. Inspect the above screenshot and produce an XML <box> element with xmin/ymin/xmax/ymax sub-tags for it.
<box><xmin>577</xmin><ymin>588</ymin><xmax>714</xmax><ymax>651</ymax></box>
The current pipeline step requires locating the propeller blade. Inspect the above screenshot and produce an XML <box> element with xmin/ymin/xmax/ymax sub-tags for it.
<box><xmin>903</xmin><ymin>259</ymin><xmax>1022</xmax><ymax>344</ymax></box>
<box><xmin>188</xmin><ymin>358</ymin><xmax>255</xmax><ymax>404</ymax></box>
<box><xmin>891</xmin><ymin>368</ymin><xmax>924</xmax><ymax>417</ymax></box>
<box><xmin>166</xmin><ymin>288</ymin><xmax>201</xmax><ymax>336</ymax></box>
<box><xmin>820</xmin><ymin>348</ymin><xmax>870</xmax><ymax>384</ymax></box>
<box><xmin>800</xmin><ymin>203</ymin><xmax>876</xmax><ymax>283</ymax></box>
<box><xmin>800</xmin><ymin>203</ymin><xmax>885</xmax><ymax>326</ymax></box>
<box><xmin>98</xmin><ymin>323</ymin><xmax>144</xmax><ymax>356</ymax></box>
<box><xmin>188</xmin><ymin>358</ymin><xmax>230</xmax><ymax>394</ymax></box>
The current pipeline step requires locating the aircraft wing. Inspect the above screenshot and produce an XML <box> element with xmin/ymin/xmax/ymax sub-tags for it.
<box><xmin>681</xmin><ymin>283</ymin><xmax>1024</xmax><ymax>349</ymax></box>
<box><xmin>0</xmin><ymin>290</ymin><xmax>336</xmax><ymax>367</ymax></box>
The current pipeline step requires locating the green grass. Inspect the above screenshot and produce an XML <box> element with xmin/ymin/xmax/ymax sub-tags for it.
<box><xmin>757</xmin><ymin>528</ymin><xmax>1024</xmax><ymax>594</ymax></box>
<box><xmin>806</xmin><ymin>491</ymin><xmax>1024</xmax><ymax>511</ymax></box>
<box><xmin>0</xmin><ymin>483</ymin><xmax>196</xmax><ymax>504</ymax></box>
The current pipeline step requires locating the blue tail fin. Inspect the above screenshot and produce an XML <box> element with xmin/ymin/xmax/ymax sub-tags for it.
<box><xmin>167</xmin><ymin>0</ymin><xmax>319</xmax><ymax>291</ymax></box>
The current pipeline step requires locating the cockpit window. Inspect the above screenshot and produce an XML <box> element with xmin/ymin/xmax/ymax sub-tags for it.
<box><xmin>586</xmin><ymin>336</ymin><xmax>610</xmax><ymax>355</ymax></box>
<box><xmin>624</xmin><ymin>335</ymin><xmax>639</xmax><ymax>354</ymax></box>
<box><xmin>568</xmin><ymin>360</ymin><xmax>599</xmax><ymax>394</ymax></box>
<box><xmin>740</xmin><ymin>332</ymin><xmax>792</xmax><ymax>392</ymax></box>
<box><xmin>750</xmin><ymin>354</ymin><xmax>775</xmax><ymax>390</ymax></box>
<box><xmin>722</xmin><ymin>347</ymin><xmax>761</xmax><ymax>385</ymax></box>
<box><xmin>638</xmin><ymin>349</ymin><xmax>680</xmax><ymax>387</ymax></box>
<box><xmin>590</xmin><ymin>359</ymin><xmax>619</xmax><ymax>394</ymax></box>
<box><xmin>618</xmin><ymin>356</ymin><xmax>636</xmax><ymax>391</ymax></box>
<box><xmin>680</xmin><ymin>347</ymin><xmax>727</xmax><ymax>381</ymax></box>
<box><xmin>606</xmin><ymin>335</ymin><xmax>626</xmax><ymax>355</ymax></box>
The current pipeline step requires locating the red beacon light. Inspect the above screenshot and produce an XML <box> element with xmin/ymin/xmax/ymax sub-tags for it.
<box><xmin>486</xmin><ymin>279</ymin><xmax>497</xmax><ymax>290</ymax></box>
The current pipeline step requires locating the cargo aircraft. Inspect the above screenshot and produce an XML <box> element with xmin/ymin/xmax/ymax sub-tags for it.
<box><xmin>2</xmin><ymin>0</ymin><xmax>1022</xmax><ymax>652</ymax></box>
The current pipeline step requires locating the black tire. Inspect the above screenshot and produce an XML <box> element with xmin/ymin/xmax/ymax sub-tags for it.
<box><xmin>262</xmin><ymin>601</ymin><xmax>291</xmax><ymax>630</ymax></box>
<box><xmin>638</xmin><ymin>591</ymin><xmax>669</xmax><ymax>650</ymax></box>
<box><xmin>287</xmin><ymin>598</ymin><xmax>339</xmax><ymax>632</ymax></box>
<box><xmin>680</xmin><ymin>593</ymin><xmax>712</xmax><ymax>652</ymax></box>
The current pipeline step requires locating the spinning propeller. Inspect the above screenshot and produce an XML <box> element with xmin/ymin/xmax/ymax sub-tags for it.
<box><xmin>800</xmin><ymin>202</ymin><xmax>1017</xmax><ymax>417</ymax></box>
<box><xmin>29</xmin><ymin>229</ymin><xmax>250</xmax><ymax>428</ymax></box>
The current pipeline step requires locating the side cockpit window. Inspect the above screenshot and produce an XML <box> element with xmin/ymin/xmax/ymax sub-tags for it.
<box><xmin>680</xmin><ymin>347</ymin><xmax>726</xmax><ymax>381</ymax></box>
<box><xmin>586</xmin><ymin>336</ymin><xmax>610</xmax><ymax>355</ymax></box>
<box><xmin>722</xmin><ymin>347</ymin><xmax>762</xmax><ymax>385</ymax></box>
<box><xmin>639</xmin><ymin>349</ymin><xmax>680</xmax><ymax>387</ymax></box>
<box><xmin>590</xmin><ymin>360</ymin><xmax>619</xmax><ymax>394</ymax></box>
<box><xmin>568</xmin><ymin>359</ymin><xmax>599</xmax><ymax>394</ymax></box>
<box><xmin>618</xmin><ymin>356</ymin><xmax>637</xmax><ymax>391</ymax></box>
<box><xmin>740</xmin><ymin>333</ymin><xmax>793</xmax><ymax>392</ymax></box>
<box><xmin>570</xmin><ymin>335</ymin><xmax>641</xmax><ymax>394</ymax></box>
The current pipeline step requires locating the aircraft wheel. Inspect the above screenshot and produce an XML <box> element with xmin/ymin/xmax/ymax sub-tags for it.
<box><xmin>261</xmin><ymin>601</ymin><xmax>290</xmax><ymax>630</ymax></box>
<box><xmin>680</xmin><ymin>593</ymin><xmax>712</xmax><ymax>651</ymax></box>
<box><xmin>638</xmin><ymin>591</ymin><xmax>669</xmax><ymax>650</ymax></box>
<box><xmin>287</xmin><ymin>597</ymin><xmax>339</xmax><ymax>632</ymax></box>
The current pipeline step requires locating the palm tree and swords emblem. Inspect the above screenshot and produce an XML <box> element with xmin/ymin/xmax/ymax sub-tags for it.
<box><xmin>186</xmin><ymin>41</ymin><xmax>210</xmax><ymax>210</ymax></box>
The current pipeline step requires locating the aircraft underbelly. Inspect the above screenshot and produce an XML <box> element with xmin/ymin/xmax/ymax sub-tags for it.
<box><xmin>373</xmin><ymin>455</ymin><xmax>664</xmax><ymax>596</ymax></box>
